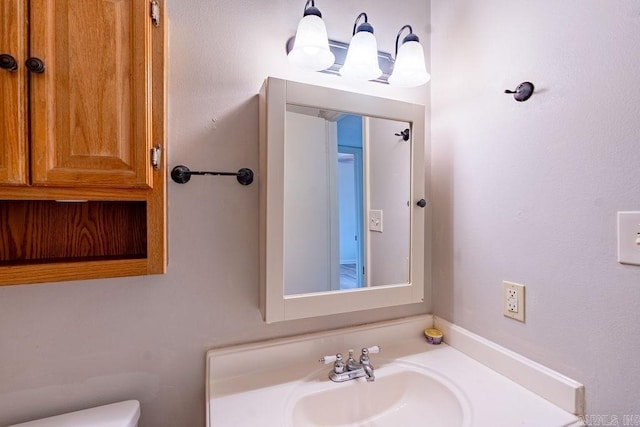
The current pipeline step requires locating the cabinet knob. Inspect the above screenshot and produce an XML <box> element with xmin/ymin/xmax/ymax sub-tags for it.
<box><xmin>416</xmin><ymin>199</ymin><xmax>427</xmax><ymax>208</ymax></box>
<box><xmin>25</xmin><ymin>57</ymin><xmax>45</xmax><ymax>74</ymax></box>
<box><xmin>0</xmin><ymin>54</ymin><xmax>18</xmax><ymax>72</ymax></box>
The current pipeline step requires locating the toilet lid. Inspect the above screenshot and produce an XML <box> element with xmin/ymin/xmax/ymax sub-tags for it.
<box><xmin>8</xmin><ymin>400</ymin><xmax>140</xmax><ymax>427</ymax></box>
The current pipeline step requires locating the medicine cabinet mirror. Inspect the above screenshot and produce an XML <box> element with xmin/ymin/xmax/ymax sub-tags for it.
<box><xmin>259</xmin><ymin>77</ymin><xmax>428</xmax><ymax>323</ymax></box>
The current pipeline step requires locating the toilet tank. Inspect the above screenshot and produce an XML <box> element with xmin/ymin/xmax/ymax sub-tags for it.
<box><xmin>8</xmin><ymin>400</ymin><xmax>140</xmax><ymax>427</ymax></box>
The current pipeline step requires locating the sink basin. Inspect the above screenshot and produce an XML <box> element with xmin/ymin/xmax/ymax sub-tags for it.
<box><xmin>288</xmin><ymin>362</ymin><xmax>471</xmax><ymax>427</ymax></box>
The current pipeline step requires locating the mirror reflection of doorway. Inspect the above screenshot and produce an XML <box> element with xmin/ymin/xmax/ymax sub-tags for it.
<box><xmin>337</xmin><ymin>115</ymin><xmax>364</xmax><ymax>290</ymax></box>
<box><xmin>283</xmin><ymin>105</ymin><xmax>414</xmax><ymax>296</ymax></box>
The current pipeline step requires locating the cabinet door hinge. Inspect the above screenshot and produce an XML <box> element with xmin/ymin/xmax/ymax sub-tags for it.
<box><xmin>150</xmin><ymin>0</ymin><xmax>161</xmax><ymax>28</ymax></box>
<box><xmin>151</xmin><ymin>145</ymin><xmax>162</xmax><ymax>169</ymax></box>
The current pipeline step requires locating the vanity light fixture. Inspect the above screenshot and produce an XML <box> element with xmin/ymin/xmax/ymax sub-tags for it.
<box><xmin>287</xmin><ymin>0</ymin><xmax>335</xmax><ymax>71</ymax></box>
<box><xmin>339</xmin><ymin>13</ymin><xmax>383</xmax><ymax>81</ymax></box>
<box><xmin>285</xmin><ymin>7</ymin><xmax>430</xmax><ymax>86</ymax></box>
<box><xmin>388</xmin><ymin>25</ymin><xmax>430</xmax><ymax>87</ymax></box>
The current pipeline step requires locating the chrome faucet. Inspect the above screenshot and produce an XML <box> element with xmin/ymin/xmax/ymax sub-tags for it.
<box><xmin>320</xmin><ymin>346</ymin><xmax>381</xmax><ymax>382</ymax></box>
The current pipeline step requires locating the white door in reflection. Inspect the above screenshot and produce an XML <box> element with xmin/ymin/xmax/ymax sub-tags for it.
<box><xmin>337</xmin><ymin>148</ymin><xmax>364</xmax><ymax>289</ymax></box>
<box><xmin>336</xmin><ymin>115</ymin><xmax>365</xmax><ymax>289</ymax></box>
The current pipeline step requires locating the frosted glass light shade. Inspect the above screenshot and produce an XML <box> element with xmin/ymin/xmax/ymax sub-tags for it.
<box><xmin>388</xmin><ymin>40</ymin><xmax>430</xmax><ymax>87</ymax></box>
<box><xmin>288</xmin><ymin>15</ymin><xmax>335</xmax><ymax>71</ymax></box>
<box><xmin>339</xmin><ymin>31</ymin><xmax>382</xmax><ymax>81</ymax></box>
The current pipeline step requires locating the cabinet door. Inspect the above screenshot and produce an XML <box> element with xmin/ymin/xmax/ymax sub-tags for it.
<box><xmin>0</xmin><ymin>0</ymin><xmax>28</xmax><ymax>185</ymax></box>
<box><xmin>29</xmin><ymin>0</ymin><xmax>153</xmax><ymax>188</ymax></box>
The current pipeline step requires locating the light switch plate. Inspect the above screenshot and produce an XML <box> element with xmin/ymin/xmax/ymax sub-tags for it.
<box><xmin>369</xmin><ymin>209</ymin><xmax>383</xmax><ymax>232</ymax></box>
<box><xmin>617</xmin><ymin>211</ymin><xmax>640</xmax><ymax>266</ymax></box>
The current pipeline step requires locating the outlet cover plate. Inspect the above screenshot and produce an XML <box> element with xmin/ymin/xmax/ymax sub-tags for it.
<box><xmin>503</xmin><ymin>281</ymin><xmax>525</xmax><ymax>322</ymax></box>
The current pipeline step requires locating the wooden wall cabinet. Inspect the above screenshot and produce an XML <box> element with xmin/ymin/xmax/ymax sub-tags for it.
<box><xmin>0</xmin><ymin>0</ymin><xmax>167</xmax><ymax>286</ymax></box>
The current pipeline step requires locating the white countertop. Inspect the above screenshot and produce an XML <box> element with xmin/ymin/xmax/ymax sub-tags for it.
<box><xmin>207</xmin><ymin>315</ymin><xmax>582</xmax><ymax>427</ymax></box>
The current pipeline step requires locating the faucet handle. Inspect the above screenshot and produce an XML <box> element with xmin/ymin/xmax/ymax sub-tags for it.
<box><xmin>319</xmin><ymin>353</ymin><xmax>342</xmax><ymax>364</ymax></box>
<box><xmin>321</xmin><ymin>353</ymin><xmax>346</xmax><ymax>374</ymax></box>
<box><xmin>363</xmin><ymin>345</ymin><xmax>381</xmax><ymax>355</ymax></box>
<box><xmin>360</xmin><ymin>346</ymin><xmax>381</xmax><ymax>365</ymax></box>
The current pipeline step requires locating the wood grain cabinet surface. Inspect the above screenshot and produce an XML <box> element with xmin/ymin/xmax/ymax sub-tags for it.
<box><xmin>0</xmin><ymin>0</ymin><xmax>167</xmax><ymax>286</ymax></box>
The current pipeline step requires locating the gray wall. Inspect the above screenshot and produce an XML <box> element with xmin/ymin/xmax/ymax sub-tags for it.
<box><xmin>0</xmin><ymin>1</ymin><xmax>431</xmax><ymax>426</ymax></box>
<box><xmin>431</xmin><ymin>0</ymin><xmax>640</xmax><ymax>418</ymax></box>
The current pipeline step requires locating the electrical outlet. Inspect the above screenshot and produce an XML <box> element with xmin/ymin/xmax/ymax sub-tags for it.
<box><xmin>503</xmin><ymin>281</ymin><xmax>525</xmax><ymax>322</ymax></box>
<box><xmin>506</xmin><ymin>289</ymin><xmax>518</xmax><ymax>312</ymax></box>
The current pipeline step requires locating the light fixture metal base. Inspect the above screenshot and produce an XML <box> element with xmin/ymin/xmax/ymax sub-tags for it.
<box><xmin>286</xmin><ymin>37</ymin><xmax>394</xmax><ymax>84</ymax></box>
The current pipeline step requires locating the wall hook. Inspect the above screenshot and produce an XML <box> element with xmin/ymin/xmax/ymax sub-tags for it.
<box><xmin>395</xmin><ymin>128</ymin><xmax>410</xmax><ymax>141</ymax></box>
<box><xmin>504</xmin><ymin>82</ymin><xmax>535</xmax><ymax>102</ymax></box>
<box><xmin>171</xmin><ymin>165</ymin><xmax>254</xmax><ymax>186</ymax></box>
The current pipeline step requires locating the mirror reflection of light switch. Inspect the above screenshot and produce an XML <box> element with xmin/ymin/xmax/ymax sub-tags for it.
<box><xmin>369</xmin><ymin>210</ymin><xmax>383</xmax><ymax>232</ymax></box>
<box><xmin>617</xmin><ymin>211</ymin><xmax>640</xmax><ymax>266</ymax></box>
